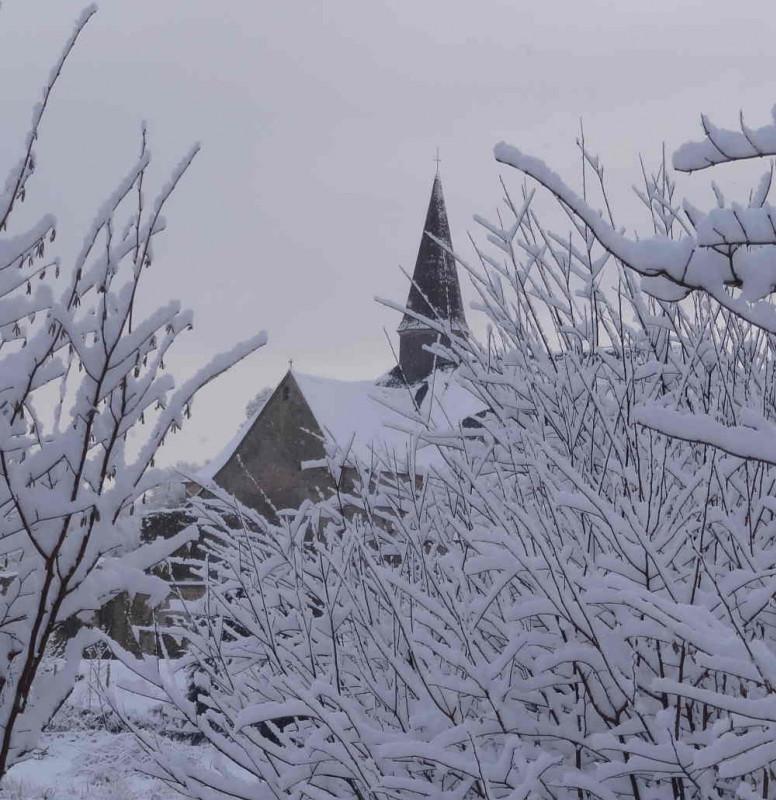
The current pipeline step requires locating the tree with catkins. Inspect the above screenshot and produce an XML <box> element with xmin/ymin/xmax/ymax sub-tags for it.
<box><xmin>0</xmin><ymin>6</ymin><xmax>265</xmax><ymax>776</ymax></box>
<box><xmin>113</xmin><ymin>105</ymin><xmax>776</xmax><ymax>799</ymax></box>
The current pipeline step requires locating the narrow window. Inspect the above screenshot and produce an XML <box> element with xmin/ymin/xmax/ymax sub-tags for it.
<box><xmin>282</xmin><ymin>386</ymin><xmax>290</xmax><ymax>400</ymax></box>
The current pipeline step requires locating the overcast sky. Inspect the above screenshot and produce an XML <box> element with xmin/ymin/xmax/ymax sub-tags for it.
<box><xmin>5</xmin><ymin>0</ymin><xmax>776</xmax><ymax>466</ymax></box>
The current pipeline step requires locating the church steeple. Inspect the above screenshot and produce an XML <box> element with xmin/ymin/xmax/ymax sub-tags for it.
<box><xmin>396</xmin><ymin>171</ymin><xmax>467</xmax><ymax>383</ymax></box>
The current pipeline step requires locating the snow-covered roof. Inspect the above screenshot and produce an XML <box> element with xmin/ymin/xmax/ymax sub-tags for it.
<box><xmin>299</xmin><ymin>369</ymin><xmax>487</xmax><ymax>466</ymax></box>
<box><xmin>293</xmin><ymin>372</ymin><xmax>410</xmax><ymax>459</ymax></box>
<box><xmin>197</xmin><ymin>368</ymin><xmax>485</xmax><ymax>484</ymax></box>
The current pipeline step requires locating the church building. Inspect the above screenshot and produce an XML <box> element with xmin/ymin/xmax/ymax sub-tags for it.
<box><xmin>113</xmin><ymin>170</ymin><xmax>480</xmax><ymax>654</ymax></box>
<box><xmin>189</xmin><ymin>171</ymin><xmax>477</xmax><ymax>518</ymax></box>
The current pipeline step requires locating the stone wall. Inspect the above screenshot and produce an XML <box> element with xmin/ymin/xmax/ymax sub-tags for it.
<box><xmin>91</xmin><ymin>508</ymin><xmax>197</xmax><ymax>656</ymax></box>
<box><xmin>213</xmin><ymin>372</ymin><xmax>338</xmax><ymax>518</ymax></box>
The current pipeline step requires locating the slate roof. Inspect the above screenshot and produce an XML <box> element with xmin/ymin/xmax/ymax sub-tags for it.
<box><xmin>398</xmin><ymin>173</ymin><xmax>467</xmax><ymax>333</ymax></box>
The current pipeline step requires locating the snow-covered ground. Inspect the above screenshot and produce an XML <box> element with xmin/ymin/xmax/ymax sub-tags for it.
<box><xmin>0</xmin><ymin>661</ymin><xmax>193</xmax><ymax>800</ymax></box>
<box><xmin>1</xmin><ymin>729</ymin><xmax>179</xmax><ymax>800</ymax></box>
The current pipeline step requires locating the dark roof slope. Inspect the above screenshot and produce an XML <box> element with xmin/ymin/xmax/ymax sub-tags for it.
<box><xmin>398</xmin><ymin>173</ymin><xmax>467</xmax><ymax>332</ymax></box>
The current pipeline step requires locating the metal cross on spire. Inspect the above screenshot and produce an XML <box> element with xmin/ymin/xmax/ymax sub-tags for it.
<box><xmin>434</xmin><ymin>147</ymin><xmax>441</xmax><ymax>175</ymax></box>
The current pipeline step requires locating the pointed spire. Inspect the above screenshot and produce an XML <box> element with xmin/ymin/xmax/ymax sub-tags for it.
<box><xmin>398</xmin><ymin>171</ymin><xmax>467</xmax><ymax>334</ymax></box>
<box><xmin>395</xmin><ymin>171</ymin><xmax>467</xmax><ymax>383</ymax></box>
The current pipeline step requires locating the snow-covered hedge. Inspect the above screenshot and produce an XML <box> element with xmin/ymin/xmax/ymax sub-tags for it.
<box><xmin>128</xmin><ymin>112</ymin><xmax>776</xmax><ymax>799</ymax></box>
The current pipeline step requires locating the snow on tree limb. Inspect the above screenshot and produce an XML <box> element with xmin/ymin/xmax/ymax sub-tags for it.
<box><xmin>0</xmin><ymin>8</ymin><xmax>267</xmax><ymax>778</ymax></box>
<box><xmin>674</xmin><ymin>108</ymin><xmax>776</xmax><ymax>172</ymax></box>
<box><xmin>494</xmin><ymin>142</ymin><xmax>694</xmax><ymax>283</ymax></box>
<box><xmin>495</xmin><ymin>137</ymin><xmax>776</xmax><ymax>333</ymax></box>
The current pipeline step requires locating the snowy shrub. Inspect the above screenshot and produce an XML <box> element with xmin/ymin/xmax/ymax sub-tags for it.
<box><xmin>0</xmin><ymin>9</ymin><xmax>265</xmax><ymax>775</ymax></box>
<box><xmin>127</xmin><ymin>111</ymin><xmax>776</xmax><ymax>798</ymax></box>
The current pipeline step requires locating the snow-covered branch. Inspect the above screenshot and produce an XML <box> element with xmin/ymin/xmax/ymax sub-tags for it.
<box><xmin>0</xmin><ymin>10</ymin><xmax>266</xmax><ymax>777</ymax></box>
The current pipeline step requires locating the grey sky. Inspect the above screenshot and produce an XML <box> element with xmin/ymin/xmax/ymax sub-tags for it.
<box><xmin>4</xmin><ymin>0</ymin><xmax>776</xmax><ymax>466</ymax></box>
